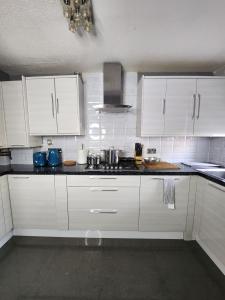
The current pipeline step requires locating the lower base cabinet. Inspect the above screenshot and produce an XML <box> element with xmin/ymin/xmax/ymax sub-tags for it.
<box><xmin>0</xmin><ymin>176</ymin><xmax>13</xmax><ymax>239</ymax></box>
<box><xmin>194</xmin><ymin>178</ymin><xmax>225</xmax><ymax>271</ymax></box>
<box><xmin>8</xmin><ymin>175</ymin><xmax>58</xmax><ymax>230</ymax></box>
<box><xmin>68</xmin><ymin>186</ymin><xmax>140</xmax><ymax>231</ymax></box>
<box><xmin>67</xmin><ymin>175</ymin><xmax>140</xmax><ymax>231</ymax></box>
<box><xmin>139</xmin><ymin>176</ymin><xmax>190</xmax><ymax>232</ymax></box>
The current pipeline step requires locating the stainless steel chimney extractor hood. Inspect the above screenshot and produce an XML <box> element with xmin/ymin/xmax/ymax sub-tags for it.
<box><xmin>94</xmin><ymin>62</ymin><xmax>132</xmax><ymax>113</ymax></box>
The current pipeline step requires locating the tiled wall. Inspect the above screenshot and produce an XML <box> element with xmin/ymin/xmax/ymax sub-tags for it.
<box><xmin>209</xmin><ymin>138</ymin><xmax>225</xmax><ymax>165</ymax></box>
<box><xmin>10</xmin><ymin>72</ymin><xmax>211</xmax><ymax>164</ymax></box>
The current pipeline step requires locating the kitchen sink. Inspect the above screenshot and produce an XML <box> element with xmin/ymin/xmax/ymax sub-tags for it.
<box><xmin>197</xmin><ymin>168</ymin><xmax>225</xmax><ymax>180</ymax></box>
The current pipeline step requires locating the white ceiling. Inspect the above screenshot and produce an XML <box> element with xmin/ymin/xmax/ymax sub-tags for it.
<box><xmin>0</xmin><ymin>0</ymin><xmax>225</xmax><ymax>76</ymax></box>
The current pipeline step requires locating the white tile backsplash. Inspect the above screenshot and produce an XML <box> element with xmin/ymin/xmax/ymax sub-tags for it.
<box><xmin>9</xmin><ymin>72</ymin><xmax>211</xmax><ymax>164</ymax></box>
<box><xmin>209</xmin><ymin>137</ymin><xmax>225</xmax><ymax>165</ymax></box>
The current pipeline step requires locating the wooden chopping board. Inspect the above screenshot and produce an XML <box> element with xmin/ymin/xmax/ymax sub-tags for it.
<box><xmin>143</xmin><ymin>161</ymin><xmax>180</xmax><ymax>170</ymax></box>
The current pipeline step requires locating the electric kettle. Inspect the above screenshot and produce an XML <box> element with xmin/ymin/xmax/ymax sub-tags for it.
<box><xmin>47</xmin><ymin>148</ymin><xmax>62</xmax><ymax>167</ymax></box>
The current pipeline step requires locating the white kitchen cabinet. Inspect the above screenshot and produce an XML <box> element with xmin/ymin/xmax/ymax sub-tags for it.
<box><xmin>0</xmin><ymin>83</ymin><xmax>7</xmax><ymax>148</ymax></box>
<box><xmin>137</xmin><ymin>78</ymin><xmax>166</xmax><ymax>136</ymax></box>
<box><xmin>8</xmin><ymin>175</ymin><xmax>57</xmax><ymax>229</ymax></box>
<box><xmin>137</xmin><ymin>76</ymin><xmax>225</xmax><ymax>137</ymax></box>
<box><xmin>1</xmin><ymin>80</ymin><xmax>41</xmax><ymax>147</ymax></box>
<box><xmin>25</xmin><ymin>75</ymin><xmax>85</xmax><ymax>136</ymax></box>
<box><xmin>194</xmin><ymin>179</ymin><xmax>225</xmax><ymax>274</ymax></box>
<box><xmin>67</xmin><ymin>175</ymin><xmax>140</xmax><ymax>187</ymax></box>
<box><xmin>164</xmin><ymin>79</ymin><xmax>196</xmax><ymax>135</ymax></box>
<box><xmin>0</xmin><ymin>182</ymin><xmax>5</xmax><ymax>239</ymax></box>
<box><xmin>194</xmin><ymin>78</ymin><xmax>225</xmax><ymax>136</ymax></box>
<box><xmin>139</xmin><ymin>176</ymin><xmax>190</xmax><ymax>232</ymax></box>
<box><xmin>0</xmin><ymin>176</ymin><xmax>13</xmax><ymax>239</ymax></box>
<box><xmin>67</xmin><ymin>175</ymin><xmax>140</xmax><ymax>231</ymax></box>
<box><xmin>55</xmin><ymin>175</ymin><xmax>68</xmax><ymax>230</ymax></box>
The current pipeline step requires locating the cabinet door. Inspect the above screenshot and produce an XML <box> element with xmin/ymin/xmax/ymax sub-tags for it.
<box><xmin>8</xmin><ymin>175</ymin><xmax>56</xmax><ymax>229</ymax></box>
<box><xmin>26</xmin><ymin>78</ymin><xmax>57</xmax><ymax>135</ymax></box>
<box><xmin>141</xmin><ymin>79</ymin><xmax>166</xmax><ymax>136</ymax></box>
<box><xmin>0</xmin><ymin>185</ymin><xmax>5</xmax><ymax>239</ymax></box>
<box><xmin>139</xmin><ymin>176</ymin><xmax>190</xmax><ymax>232</ymax></box>
<box><xmin>196</xmin><ymin>181</ymin><xmax>225</xmax><ymax>271</ymax></box>
<box><xmin>2</xmin><ymin>81</ymin><xmax>27</xmax><ymax>147</ymax></box>
<box><xmin>195</xmin><ymin>79</ymin><xmax>225</xmax><ymax>136</ymax></box>
<box><xmin>0</xmin><ymin>176</ymin><xmax>13</xmax><ymax>234</ymax></box>
<box><xmin>55</xmin><ymin>77</ymin><xmax>80</xmax><ymax>134</ymax></box>
<box><xmin>0</xmin><ymin>84</ymin><xmax>7</xmax><ymax>148</ymax></box>
<box><xmin>164</xmin><ymin>79</ymin><xmax>196</xmax><ymax>135</ymax></box>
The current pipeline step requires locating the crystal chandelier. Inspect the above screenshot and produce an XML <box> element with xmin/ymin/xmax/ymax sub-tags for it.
<box><xmin>62</xmin><ymin>0</ymin><xmax>94</xmax><ymax>33</ymax></box>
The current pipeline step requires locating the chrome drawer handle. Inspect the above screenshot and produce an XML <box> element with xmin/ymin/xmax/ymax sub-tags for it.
<box><xmin>208</xmin><ymin>183</ymin><xmax>225</xmax><ymax>193</ymax></box>
<box><xmin>89</xmin><ymin>176</ymin><xmax>117</xmax><ymax>179</ymax></box>
<box><xmin>12</xmin><ymin>176</ymin><xmax>30</xmax><ymax>179</ymax></box>
<box><xmin>89</xmin><ymin>209</ymin><xmax>118</xmax><ymax>214</ymax></box>
<box><xmin>90</xmin><ymin>188</ymin><xmax>118</xmax><ymax>192</ymax></box>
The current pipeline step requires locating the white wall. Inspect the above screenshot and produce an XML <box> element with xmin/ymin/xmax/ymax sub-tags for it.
<box><xmin>10</xmin><ymin>72</ymin><xmax>211</xmax><ymax>164</ymax></box>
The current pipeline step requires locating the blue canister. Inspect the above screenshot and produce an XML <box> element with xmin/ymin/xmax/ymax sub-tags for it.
<box><xmin>47</xmin><ymin>148</ymin><xmax>62</xmax><ymax>167</ymax></box>
<box><xmin>33</xmin><ymin>152</ymin><xmax>47</xmax><ymax>167</ymax></box>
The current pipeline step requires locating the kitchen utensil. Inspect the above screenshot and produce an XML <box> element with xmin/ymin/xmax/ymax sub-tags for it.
<box><xmin>144</xmin><ymin>157</ymin><xmax>161</xmax><ymax>164</ymax></box>
<box><xmin>47</xmin><ymin>148</ymin><xmax>62</xmax><ymax>167</ymax></box>
<box><xmin>33</xmin><ymin>151</ymin><xmax>47</xmax><ymax>167</ymax></box>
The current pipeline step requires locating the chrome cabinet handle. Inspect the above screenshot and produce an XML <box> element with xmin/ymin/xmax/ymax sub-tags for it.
<box><xmin>197</xmin><ymin>94</ymin><xmax>201</xmax><ymax>119</ymax></box>
<box><xmin>12</xmin><ymin>176</ymin><xmax>30</xmax><ymax>179</ymax></box>
<box><xmin>163</xmin><ymin>99</ymin><xmax>166</xmax><ymax>115</ymax></box>
<box><xmin>90</xmin><ymin>188</ymin><xmax>118</xmax><ymax>192</ymax></box>
<box><xmin>208</xmin><ymin>183</ymin><xmax>225</xmax><ymax>193</ymax></box>
<box><xmin>192</xmin><ymin>94</ymin><xmax>196</xmax><ymax>120</ymax></box>
<box><xmin>89</xmin><ymin>177</ymin><xmax>117</xmax><ymax>179</ymax></box>
<box><xmin>51</xmin><ymin>93</ymin><xmax>55</xmax><ymax>118</ymax></box>
<box><xmin>89</xmin><ymin>209</ymin><xmax>118</xmax><ymax>214</ymax></box>
<box><xmin>151</xmin><ymin>177</ymin><xmax>180</xmax><ymax>181</ymax></box>
<box><xmin>10</xmin><ymin>144</ymin><xmax>25</xmax><ymax>147</ymax></box>
<box><xmin>56</xmin><ymin>98</ymin><xmax>59</xmax><ymax>113</ymax></box>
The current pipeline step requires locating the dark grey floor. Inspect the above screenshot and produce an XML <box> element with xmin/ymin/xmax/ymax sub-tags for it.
<box><xmin>0</xmin><ymin>237</ymin><xmax>225</xmax><ymax>300</ymax></box>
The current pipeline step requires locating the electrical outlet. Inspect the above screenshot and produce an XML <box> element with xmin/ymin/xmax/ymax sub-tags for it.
<box><xmin>147</xmin><ymin>148</ymin><xmax>157</xmax><ymax>154</ymax></box>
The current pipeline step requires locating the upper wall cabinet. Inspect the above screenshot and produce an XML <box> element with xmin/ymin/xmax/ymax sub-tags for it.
<box><xmin>1</xmin><ymin>81</ymin><xmax>41</xmax><ymax>148</ymax></box>
<box><xmin>194</xmin><ymin>79</ymin><xmax>225</xmax><ymax>136</ymax></box>
<box><xmin>138</xmin><ymin>79</ymin><xmax>166</xmax><ymax>136</ymax></box>
<box><xmin>25</xmin><ymin>75</ymin><xmax>85</xmax><ymax>136</ymax></box>
<box><xmin>164</xmin><ymin>79</ymin><xmax>196</xmax><ymax>135</ymax></box>
<box><xmin>0</xmin><ymin>84</ymin><xmax>7</xmax><ymax>148</ymax></box>
<box><xmin>137</xmin><ymin>76</ymin><xmax>225</xmax><ymax>137</ymax></box>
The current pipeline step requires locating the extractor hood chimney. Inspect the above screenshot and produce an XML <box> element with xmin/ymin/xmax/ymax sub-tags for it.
<box><xmin>94</xmin><ymin>62</ymin><xmax>132</xmax><ymax>113</ymax></box>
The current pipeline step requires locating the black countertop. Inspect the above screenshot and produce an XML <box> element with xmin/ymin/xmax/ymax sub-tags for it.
<box><xmin>0</xmin><ymin>163</ymin><xmax>225</xmax><ymax>187</ymax></box>
<box><xmin>0</xmin><ymin>163</ymin><xmax>197</xmax><ymax>176</ymax></box>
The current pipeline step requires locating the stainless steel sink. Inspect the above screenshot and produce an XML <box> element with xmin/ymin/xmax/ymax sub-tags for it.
<box><xmin>197</xmin><ymin>168</ymin><xmax>225</xmax><ymax>180</ymax></box>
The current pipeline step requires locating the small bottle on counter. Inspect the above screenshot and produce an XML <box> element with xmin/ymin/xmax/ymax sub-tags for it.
<box><xmin>134</xmin><ymin>143</ymin><xmax>143</xmax><ymax>165</ymax></box>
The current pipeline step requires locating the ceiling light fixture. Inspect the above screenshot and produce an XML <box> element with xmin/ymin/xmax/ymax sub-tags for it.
<box><xmin>62</xmin><ymin>0</ymin><xmax>94</xmax><ymax>33</ymax></box>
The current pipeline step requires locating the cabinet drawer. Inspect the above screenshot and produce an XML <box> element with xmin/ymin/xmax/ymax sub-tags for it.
<box><xmin>67</xmin><ymin>175</ymin><xmax>140</xmax><ymax>187</ymax></box>
<box><xmin>68</xmin><ymin>186</ymin><xmax>139</xmax><ymax>231</ymax></box>
<box><xmin>68</xmin><ymin>187</ymin><xmax>139</xmax><ymax>209</ymax></box>
<box><xmin>69</xmin><ymin>208</ymin><xmax>138</xmax><ymax>231</ymax></box>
